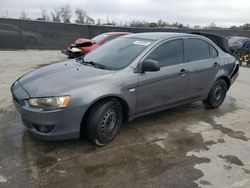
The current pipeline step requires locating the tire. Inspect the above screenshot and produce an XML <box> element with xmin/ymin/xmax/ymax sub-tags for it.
<box><xmin>203</xmin><ymin>79</ymin><xmax>228</xmax><ymax>109</ymax></box>
<box><xmin>86</xmin><ymin>99</ymin><xmax>123</xmax><ymax>146</ymax></box>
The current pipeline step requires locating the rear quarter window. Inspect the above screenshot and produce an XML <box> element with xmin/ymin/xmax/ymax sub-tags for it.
<box><xmin>185</xmin><ymin>38</ymin><xmax>210</xmax><ymax>62</ymax></box>
<box><xmin>209</xmin><ymin>44</ymin><xmax>218</xmax><ymax>58</ymax></box>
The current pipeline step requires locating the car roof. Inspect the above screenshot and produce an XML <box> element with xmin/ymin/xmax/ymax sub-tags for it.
<box><xmin>105</xmin><ymin>32</ymin><xmax>132</xmax><ymax>36</ymax></box>
<box><xmin>123</xmin><ymin>32</ymin><xmax>196</xmax><ymax>40</ymax></box>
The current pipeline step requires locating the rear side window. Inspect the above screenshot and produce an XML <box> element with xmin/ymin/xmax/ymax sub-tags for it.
<box><xmin>209</xmin><ymin>44</ymin><xmax>218</xmax><ymax>57</ymax></box>
<box><xmin>185</xmin><ymin>39</ymin><xmax>210</xmax><ymax>61</ymax></box>
<box><xmin>147</xmin><ymin>39</ymin><xmax>184</xmax><ymax>67</ymax></box>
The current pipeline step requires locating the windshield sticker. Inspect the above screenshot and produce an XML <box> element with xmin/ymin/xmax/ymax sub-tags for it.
<box><xmin>133</xmin><ymin>41</ymin><xmax>151</xmax><ymax>46</ymax></box>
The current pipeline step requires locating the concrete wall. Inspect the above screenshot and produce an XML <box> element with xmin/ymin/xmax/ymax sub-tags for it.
<box><xmin>1</xmin><ymin>18</ymin><xmax>250</xmax><ymax>50</ymax></box>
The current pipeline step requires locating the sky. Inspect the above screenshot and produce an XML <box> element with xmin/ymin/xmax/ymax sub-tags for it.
<box><xmin>0</xmin><ymin>0</ymin><xmax>250</xmax><ymax>27</ymax></box>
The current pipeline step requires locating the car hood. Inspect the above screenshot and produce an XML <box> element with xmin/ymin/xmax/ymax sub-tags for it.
<box><xmin>75</xmin><ymin>38</ymin><xmax>94</xmax><ymax>44</ymax></box>
<box><xmin>18</xmin><ymin>60</ymin><xmax>114</xmax><ymax>98</ymax></box>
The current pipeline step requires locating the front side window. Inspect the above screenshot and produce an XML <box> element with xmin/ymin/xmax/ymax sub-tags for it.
<box><xmin>186</xmin><ymin>38</ymin><xmax>210</xmax><ymax>62</ymax></box>
<box><xmin>146</xmin><ymin>39</ymin><xmax>184</xmax><ymax>67</ymax></box>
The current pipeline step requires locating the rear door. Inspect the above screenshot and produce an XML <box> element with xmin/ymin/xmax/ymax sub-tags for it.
<box><xmin>136</xmin><ymin>39</ymin><xmax>189</xmax><ymax>114</ymax></box>
<box><xmin>183</xmin><ymin>38</ymin><xmax>219</xmax><ymax>99</ymax></box>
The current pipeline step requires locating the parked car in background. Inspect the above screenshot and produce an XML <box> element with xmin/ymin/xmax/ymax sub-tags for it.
<box><xmin>62</xmin><ymin>32</ymin><xmax>132</xmax><ymax>58</ymax></box>
<box><xmin>11</xmin><ymin>32</ymin><xmax>239</xmax><ymax>146</ymax></box>
<box><xmin>228</xmin><ymin>36</ymin><xmax>249</xmax><ymax>55</ymax></box>
<box><xmin>234</xmin><ymin>40</ymin><xmax>250</xmax><ymax>66</ymax></box>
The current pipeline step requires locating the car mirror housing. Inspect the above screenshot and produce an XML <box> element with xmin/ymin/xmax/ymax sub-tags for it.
<box><xmin>140</xmin><ymin>59</ymin><xmax>160</xmax><ymax>73</ymax></box>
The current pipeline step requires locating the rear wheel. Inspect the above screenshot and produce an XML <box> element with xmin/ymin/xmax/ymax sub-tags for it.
<box><xmin>86</xmin><ymin>99</ymin><xmax>123</xmax><ymax>146</ymax></box>
<box><xmin>203</xmin><ymin>79</ymin><xmax>228</xmax><ymax>109</ymax></box>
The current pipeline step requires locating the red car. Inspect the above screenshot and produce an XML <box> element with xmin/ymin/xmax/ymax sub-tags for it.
<box><xmin>62</xmin><ymin>32</ymin><xmax>132</xmax><ymax>58</ymax></box>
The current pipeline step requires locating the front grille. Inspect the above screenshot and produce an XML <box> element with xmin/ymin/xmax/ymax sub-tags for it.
<box><xmin>22</xmin><ymin>117</ymin><xmax>55</xmax><ymax>133</ymax></box>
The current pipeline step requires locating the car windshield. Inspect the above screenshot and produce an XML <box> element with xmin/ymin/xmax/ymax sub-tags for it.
<box><xmin>229</xmin><ymin>37</ymin><xmax>249</xmax><ymax>43</ymax></box>
<box><xmin>83</xmin><ymin>37</ymin><xmax>153</xmax><ymax>70</ymax></box>
<box><xmin>91</xmin><ymin>34</ymin><xmax>108</xmax><ymax>43</ymax></box>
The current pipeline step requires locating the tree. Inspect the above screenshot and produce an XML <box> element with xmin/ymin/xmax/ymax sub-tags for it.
<box><xmin>194</xmin><ymin>25</ymin><xmax>200</xmax><ymax>29</ymax></box>
<box><xmin>86</xmin><ymin>16</ymin><xmax>95</xmax><ymax>24</ymax></box>
<box><xmin>20</xmin><ymin>11</ymin><xmax>28</xmax><ymax>19</ymax></box>
<box><xmin>40</xmin><ymin>8</ymin><xmax>50</xmax><ymax>21</ymax></box>
<box><xmin>75</xmin><ymin>8</ymin><xmax>87</xmax><ymax>24</ymax></box>
<box><xmin>51</xmin><ymin>8</ymin><xmax>62</xmax><ymax>22</ymax></box>
<box><xmin>208</xmin><ymin>22</ymin><xmax>216</xmax><ymax>29</ymax></box>
<box><xmin>241</xmin><ymin>23</ymin><xmax>250</xmax><ymax>30</ymax></box>
<box><xmin>130</xmin><ymin>20</ymin><xmax>150</xmax><ymax>27</ymax></box>
<box><xmin>75</xmin><ymin>8</ymin><xmax>95</xmax><ymax>24</ymax></box>
<box><xmin>61</xmin><ymin>4</ymin><xmax>71</xmax><ymax>23</ymax></box>
<box><xmin>97</xmin><ymin>18</ymin><xmax>101</xmax><ymax>25</ymax></box>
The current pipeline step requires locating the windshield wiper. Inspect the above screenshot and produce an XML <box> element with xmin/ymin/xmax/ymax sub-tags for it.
<box><xmin>77</xmin><ymin>56</ymin><xmax>113</xmax><ymax>70</ymax></box>
<box><xmin>83</xmin><ymin>60</ymin><xmax>102</xmax><ymax>68</ymax></box>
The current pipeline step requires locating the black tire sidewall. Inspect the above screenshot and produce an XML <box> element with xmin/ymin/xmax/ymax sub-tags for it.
<box><xmin>206</xmin><ymin>79</ymin><xmax>228</xmax><ymax>108</ymax></box>
<box><xmin>87</xmin><ymin>99</ymin><xmax>123</xmax><ymax>145</ymax></box>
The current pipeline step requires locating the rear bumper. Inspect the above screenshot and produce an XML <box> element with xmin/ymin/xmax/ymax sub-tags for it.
<box><xmin>229</xmin><ymin>64</ymin><xmax>239</xmax><ymax>85</ymax></box>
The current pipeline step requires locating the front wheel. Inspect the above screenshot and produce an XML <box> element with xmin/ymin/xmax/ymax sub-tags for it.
<box><xmin>86</xmin><ymin>99</ymin><xmax>123</xmax><ymax>146</ymax></box>
<box><xmin>203</xmin><ymin>79</ymin><xmax>228</xmax><ymax>109</ymax></box>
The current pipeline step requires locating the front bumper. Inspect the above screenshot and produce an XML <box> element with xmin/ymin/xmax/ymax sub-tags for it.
<box><xmin>61</xmin><ymin>49</ymin><xmax>82</xmax><ymax>58</ymax></box>
<box><xmin>61</xmin><ymin>49</ymin><xmax>70</xmax><ymax>56</ymax></box>
<box><xmin>11</xmin><ymin>81</ymin><xmax>83</xmax><ymax>141</ymax></box>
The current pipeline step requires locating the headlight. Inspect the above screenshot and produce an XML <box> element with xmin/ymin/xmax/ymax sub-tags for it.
<box><xmin>71</xmin><ymin>47</ymin><xmax>82</xmax><ymax>53</ymax></box>
<box><xmin>28</xmin><ymin>96</ymin><xmax>71</xmax><ymax>110</ymax></box>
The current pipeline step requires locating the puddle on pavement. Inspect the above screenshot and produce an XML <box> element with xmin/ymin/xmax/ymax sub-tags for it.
<box><xmin>219</xmin><ymin>155</ymin><xmax>244</xmax><ymax>166</ymax></box>
<box><xmin>199</xmin><ymin>180</ymin><xmax>212</xmax><ymax>185</ymax></box>
<box><xmin>0</xmin><ymin>95</ymin><xmax>245</xmax><ymax>187</ymax></box>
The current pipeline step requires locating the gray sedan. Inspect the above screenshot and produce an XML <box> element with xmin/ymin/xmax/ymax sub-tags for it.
<box><xmin>11</xmin><ymin>32</ymin><xmax>239</xmax><ymax>146</ymax></box>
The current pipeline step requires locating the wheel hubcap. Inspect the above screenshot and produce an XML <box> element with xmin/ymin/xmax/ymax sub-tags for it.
<box><xmin>100</xmin><ymin>108</ymin><xmax>117</xmax><ymax>136</ymax></box>
<box><xmin>212</xmin><ymin>82</ymin><xmax>226</xmax><ymax>106</ymax></box>
<box><xmin>214</xmin><ymin>86</ymin><xmax>223</xmax><ymax>100</ymax></box>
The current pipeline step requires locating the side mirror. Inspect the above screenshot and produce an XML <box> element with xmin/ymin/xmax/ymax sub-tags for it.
<box><xmin>140</xmin><ymin>59</ymin><xmax>160</xmax><ymax>73</ymax></box>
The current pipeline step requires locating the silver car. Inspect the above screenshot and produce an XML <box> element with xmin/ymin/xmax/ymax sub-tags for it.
<box><xmin>11</xmin><ymin>32</ymin><xmax>239</xmax><ymax>146</ymax></box>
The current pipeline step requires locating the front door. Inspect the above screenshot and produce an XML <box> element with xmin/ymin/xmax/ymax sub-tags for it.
<box><xmin>136</xmin><ymin>39</ymin><xmax>189</xmax><ymax>114</ymax></box>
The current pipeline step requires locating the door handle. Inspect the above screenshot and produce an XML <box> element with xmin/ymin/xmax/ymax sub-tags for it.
<box><xmin>213</xmin><ymin>62</ymin><xmax>219</xmax><ymax>68</ymax></box>
<box><xmin>179</xmin><ymin>69</ymin><xmax>187</xmax><ymax>76</ymax></box>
